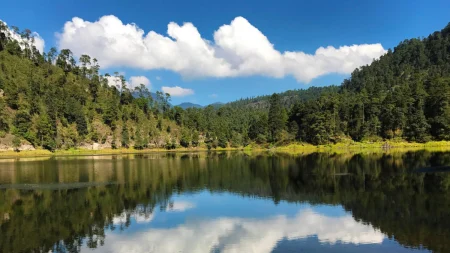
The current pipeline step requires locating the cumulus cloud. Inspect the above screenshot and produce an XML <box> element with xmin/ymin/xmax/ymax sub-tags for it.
<box><xmin>57</xmin><ymin>15</ymin><xmax>386</xmax><ymax>83</ymax></box>
<box><xmin>105</xmin><ymin>75</ymin><xmax>123</xmax><ymax>89</ymax></box>
<box><xmin>82</xmin><ymin>209</ymin><xmax>385</xmax><ymax>253</ymax></box>
<box><xmin>32</xmin><ymin>35</ymin><xmax>45</xmax><ymax>54</ymax></box>
<box><xmin>129</xmin><ymin>76</ymin><xmax>151</xmax><ymax>89</ymax></box>
<box><xmin>0</xmin><ymin>20</ymin><xmax>45</xmax><ymax>53</ymax></box>
<box><xmin>161</xmin><ymin>86</ymin><xmax>194</xmax><ymax>97</ymax></box>
<box><xmin>106</xmin><ymin>75</ymin><xmax>151</xmax><ymax>90</ymax></box>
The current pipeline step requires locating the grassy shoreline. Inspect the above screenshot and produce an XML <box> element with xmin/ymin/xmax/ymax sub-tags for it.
<box><xmin>0</xmin><ymin>146</ymin><xmax>242</xmax><ymax>158</ymax></box>
<box><xmin>273</xmin><ymin>140</ymin><xmax>450</xmax><ymax>155</ymax></box>
<box><xmin>1</xmin><ymin>141</ymin><xmax>450</xmax><ymax>158</ymax></box>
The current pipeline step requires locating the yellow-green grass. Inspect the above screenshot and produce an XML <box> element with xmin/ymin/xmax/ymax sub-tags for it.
<box><xmin>2</xmin><ymin>141</ymin><xmax>450</xmax><ymax>158</ymax></box>
<box><xmin>0</xmin><ymin>146</ymin><xmax>243</xmax><ymax>158</ymax></box>
<box><xmin>0</xmin><ymin>149</ymin><xmax>54</xmax><ymax>157</ymax></box>
<box><xmin>273</xmin><ymin>141</ymin><xmax>450</xmax><ymax>155</ymax></box>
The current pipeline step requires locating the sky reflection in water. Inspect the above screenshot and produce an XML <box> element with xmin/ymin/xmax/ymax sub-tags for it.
<box><xmin>1</xmin><ymin>151</ymin><xmax>445</xmax><ymax>253</ymax></box>
<box><xmin>90</xmin><ymin>191</ymin><xmax>417</xmax><ymax>253</ymax></box>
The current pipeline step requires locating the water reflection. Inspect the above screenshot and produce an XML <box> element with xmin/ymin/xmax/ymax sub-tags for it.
<box><xmin>0</xmin><ymin>151</ymin><xmax>449</xmax><ymax>252</ymax></box>
<box><xmin>111</xmin><ymin>201</ymin><xmax>195</xmax><ymax>226</ymax></box>
<box><xmin>101</xmin><ymin>198</ymin><xmax>385</xmax><ymax>253</ymax></box>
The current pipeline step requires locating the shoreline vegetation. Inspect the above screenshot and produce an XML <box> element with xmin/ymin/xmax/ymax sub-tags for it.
<box><xmin>2</xmin><ymin>140</ymin><xmax>450</xmax><ymax>158</ymax></box>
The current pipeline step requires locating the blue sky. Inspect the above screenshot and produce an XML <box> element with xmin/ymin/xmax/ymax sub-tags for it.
<box><xmin>1</xmin><ymin>0</ymin><xmax>449</xmax><ymax>105</ymax></box>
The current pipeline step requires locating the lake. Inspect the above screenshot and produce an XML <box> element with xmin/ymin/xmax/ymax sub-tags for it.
<box><xmin>0</xmin><ymin>151</ymin><xmax>449</xmax><ymax>253</ymax></box>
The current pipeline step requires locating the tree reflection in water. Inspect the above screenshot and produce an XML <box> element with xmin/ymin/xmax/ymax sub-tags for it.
<box><xmin>0</xmin><ymin>151</ymin><xmax>449</xmax><ymax>252</ymax></box>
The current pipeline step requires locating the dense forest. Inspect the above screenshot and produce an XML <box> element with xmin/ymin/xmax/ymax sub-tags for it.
<box><xmin>0</xmin><ymin>21</ymin><xmax>450</xmax><ymax>151</ymax></box>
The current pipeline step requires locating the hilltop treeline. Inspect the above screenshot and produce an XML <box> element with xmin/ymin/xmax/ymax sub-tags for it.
<box><xmin>0</xmin><ymin>21</ymin><xmax>450</xmax><ymax>151</ymax></box>
<box><xmin>226</xmin><ymin>85</ymin><xmax>340</xmax><ymax>109</ymax></box>
<box><xmin>0</xmin><ymin>21</ymin><xmax>188</xmax><ymax>151</ymax></box>
<box><xmin>186</xmin><ymin>22</ymin><xmax>450</xmax><ymax>145</ymax></box>
<box><xmin>289</xmin><ymin>23</ymin><xmax>450</xmax><ymax>144</ymax></box>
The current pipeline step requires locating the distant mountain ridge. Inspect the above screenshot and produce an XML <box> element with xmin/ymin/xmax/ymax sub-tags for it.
<box><xmin>175</xmin><ymin>102</ymin><xmax>224</xmax><ymax>109</ymax></box>
<box><xmin>176</xmin><ymin>102</ymin><xmax>203</xmax><ymax>109</ymax></box>
<box><xmin>173</xmin><ymin>87</ymin><xmax>337</xmax><ymax>110</ymax></box>
<box><xmin>226</xmin><ymin>86</ymin><xmax>339</xmax><ymax>109</ymax></box>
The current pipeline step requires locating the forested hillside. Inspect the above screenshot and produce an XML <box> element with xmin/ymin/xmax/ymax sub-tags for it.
<box><xmin>0</xmin><ymin>21</ymin><xmax>450</xmax><ymax>151</ymax></box>
<box><xmin>226</xmin><ymin>86</ymin><xmax>339</xmax><ymax>109</ymax></box>
<box><xmin>0</xmin><ymin>21</ymin><xmax>181</xmax><ymax>151</ymax></box>
<box><xmin>287</xmin><ymin>23</ymin><xmax>450</xmax><ymax>144</ymax></box>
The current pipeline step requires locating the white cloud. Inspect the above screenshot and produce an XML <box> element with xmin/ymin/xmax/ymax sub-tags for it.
<box><xmin>156</xmin><ymin>76</ymin><xmax>162</xmax><ymax>81</ymax></box>
<box><xmin>106</xmin><ymin>75</ymin><xmax>151</xmax><ymax>90</ymax></box>
<box><xmin>0</xmin><ymin>20</ymin><xmax>45</xmax><ymax>53</ymax></box>
<box><xmin>32</xmin><ymin>34</ymin><xmax>45</xmax><ymax>54</ymax></box>
<box><xmin>129</xmin><ymin>76</ymin><xmax>151</xmax><ymax>89</ymax></box>
<box><xmin>161</xmin><ymin>86</ymin><xmax>194</xmax><ymax>97</ymax></box>
<box><xmin>209</xmin><ymin>93</ymin><xmax>218</xmax><ymax>98</ymax></box>
<box><xmin>82</xmin><ymin>209</ymin><xmax>385</xmax><ymax>253</ymax></box>
<box><xmin>57</xmin><ymin>15</ymin><xmax>386</xmax><ymax>83</ymax></box>
<box><xmin>105</xmin><ymin>75</ymin><xmax>124</xmax><ymax>89</ymax></box>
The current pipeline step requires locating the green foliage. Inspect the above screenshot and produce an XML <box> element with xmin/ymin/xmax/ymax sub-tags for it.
<box><xmin>248</xmin><ymin>112</ymin><xmax>268</xmax><ymax>142</ymax></box>
<box><xmin>192</xmin><ymin>131</ymin><xmax>199</xmax><ymax>147</ymax></box>
<box><xmin>156</xmin><ymin>119</ymin><xmax>163</xmax><ymax>131</ymax></box>
<box><xmin>134</xmin><ymin>129</ymin><xmax>146</xmax><ymax>150</ymax></box>
<box><xmin>285</xmin><ymin>24</ymin><xmax>450</xmax><ymax>145</ymax></box>
<box><xmin>426</xmin><ymin>78</ymin><xmax>450</xmax><ymax>139</ymax></box>
<box><xmin>268</xmin><ymin>94</ymin><xmax>287</xmax><ymax>142</ymax></box>
<box><xmin>12</xmin><ymin>136</ymin><xmax>21</xmax><ymax>151</ymax></box>
<box><xmin>256</xmin><ymin>134</ymin><xmax>267</xmax><ymax>144</ymax></box>
<box><xmin>173</xmin><ymin>106</ymin><xmax>184</xmax><ymax>126</ymax></box>
<box><xmin>227</xmin><ymin>85</ymin><xmax>340</xmax><ymax>109</ymax></box>
<box><xmin>90</xmin><ymin>131</ymin><xmax>100</xmax><ymax>142</ymax></box>
<box><xmin>180</xmin><ymin>130</ymin><xmax>191</xmax><ymax>148</ymax></box>
<box><xmin>37</xmin><ymin>112</ymin><xmax>56</xmax><ymax>151</ymax></box>
<box><xmin>111</xmin><ymin>133</ymin><xmax>117</xmax><ymax>149</ymax></box>
<box><xmin>13</xmin><ymin>110</ymin><xmax>31</xmax><ymax>138</ymax></box>
<box><xmin>217</xmin><ymin>132</ymin><xmax>228</xmax><ymax>148</ymax></box>
<box><xmin>1</xmin><ymin>20</ymin><xmax>450</xmax><ymax>151</ymax></box>
<box><xmin>0</xmin><ymin>98</ymin><xmax>9</xmax><ymax>131</ymax></box>
<box><xmin>121</xmin><ymin>125</ymin><xmax>129</xmax><ymax>148</ymax></box>
<box><xmin>230</xmin><ymin>131</ymin><xmax>243</xmax><ymax>148</ymax></box>
<box><xmin>165</xmin><ymin>138</ymin><xmax>177</xmax><ymax>150</ymax></box>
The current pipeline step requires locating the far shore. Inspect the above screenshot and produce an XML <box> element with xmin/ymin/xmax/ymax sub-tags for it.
<box><xmin>2</xmin><ymin>140</ymin><xmax>450</xmax><ymax>158</ymax></box>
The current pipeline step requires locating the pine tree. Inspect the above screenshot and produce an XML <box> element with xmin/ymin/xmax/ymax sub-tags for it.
<box><xmin>121</xmin><ymin>125</ymin><xmax>129</xmax><ymax>148</ymax></box>
<box><xmin>405</xmin><ymin>100</ymin><xmax>431</xmax><ymax>142</ymax></box>
<box><xmin>268</xmin><ymin>94</ymin><xmax>286</xmax><ymax>142</ymax></box>
<box><xmin>192</xmin><ymin>130</ymin><xmax>199</xmax><ymax>147</ymax></box>
<box><xmin>134</xmin><ymin>129</ymin><xmax>145</xmax><ymax>150</ymax></box>
<box><xmin>37</xmin><ymin>112</ymin><xmax>56</xmax><ymax>151</ymax></box>
<box><xmin>180</xmin><ymin>130</ymin><xmax>191</xmax><ymax>148</ymax></box>
<box><xmin>0</xmin><ymin>98</ymin><xmax>9</xmax><ymax>132</ymax></box>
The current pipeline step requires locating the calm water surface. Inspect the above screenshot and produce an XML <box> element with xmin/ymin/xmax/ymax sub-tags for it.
<box><xmin>0</xmin><ymin>151</ymin><xmax>449</xmax><ymax>253</ymax></box>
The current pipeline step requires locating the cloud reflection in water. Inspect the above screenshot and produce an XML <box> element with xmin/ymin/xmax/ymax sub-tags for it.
<box><xmin>91</xmin><ymin>207</ymin><xmax>385</xmax><ymax>253</ymax></box>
